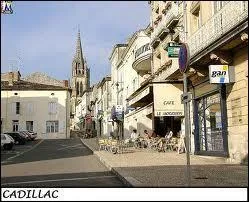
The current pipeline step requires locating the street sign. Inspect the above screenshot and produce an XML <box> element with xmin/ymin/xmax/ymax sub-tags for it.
<box><xmin>178</xmin><ymin>43</ymin><xmax>190</xmax><ymax>73</ymax></box>
<box><xmin>165</xmin><ymin>42</ymin><xmax>182</xmax><ymax>58</ymax></box>
<box><xmin>181</xmin><ymin>92</ymin><xmax>192</xmax><ymax>104</ymax></box>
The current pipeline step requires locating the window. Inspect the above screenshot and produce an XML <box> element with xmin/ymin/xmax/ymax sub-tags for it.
<box><xmin>16</xmin><ymin>102</ymin><xmax>20</xmax><ymax>114</ymax></box>
<box><xmin>27</xmin><ymin>103</ymin><xmax>34</xmax><ymax>114</ymax></box>
<box><xmin>76</xmin><ymin>82</ymin><xmax>79</xmax><ymax>95</ymax></box>
<box><xmin>191</xmin><ymin>6</ymin><xmax>201</xmax><ymax>33</ymax></box>
<box><xmin>12</xmin><ymin>120</ymin><xmax>19</xmax><ymax>132</ymax></box>
<box><xmin>214</xmin><ymin>1</ymin><xmax>229</xmax><ymax>13</ymax></box>
<box><xmin>26</xmin><ymin>121</ymin><xmax>33</xmax><ymax>131</ymax></box>
<box><xmin>46</xmin><ymin>121</ymin><xmax>59</xmax><ymax>133</ymax></box>
<box><xmin>80</xmin><ymin>82</ymin><xmax>83</xmax><ymax>96</ymax></box>
<box><xmin>48</xmin><ymin>102</ymin><xmax>57</xmax><ymax>114</ymax></box>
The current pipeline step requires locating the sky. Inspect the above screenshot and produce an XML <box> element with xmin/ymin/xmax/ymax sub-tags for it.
<box><xmin>1</xmin><ymin>1</ymin><xmax>150</xmax><ymax>85</ymax></box>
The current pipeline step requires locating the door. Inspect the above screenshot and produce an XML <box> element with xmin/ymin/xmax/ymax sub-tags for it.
<box><xmin>195</xmin><ymin>92</ymin><xmax>227</xmax><ymax>155</ymax></box>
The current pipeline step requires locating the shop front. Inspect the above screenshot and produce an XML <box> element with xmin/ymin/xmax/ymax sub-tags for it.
<box><xmin>192</xmin><ymin>81</ymin><xmax>229</xmax><ymax>157</ymax></box>
<box><xmin>153</xmin><ymin>82</ymin><xmax>184</xmax><ymax>137</ymax></box>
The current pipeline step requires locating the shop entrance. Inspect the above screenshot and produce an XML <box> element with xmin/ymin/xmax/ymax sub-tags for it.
<box><xmin>194</xmin><ymin>91</ymin><xmax>228</xmax><ymax>156</ymax></box>
<box><xmin>154</xmin><ymin>116</ymin><xmax>181</xmax><ymax>137</ymax></box>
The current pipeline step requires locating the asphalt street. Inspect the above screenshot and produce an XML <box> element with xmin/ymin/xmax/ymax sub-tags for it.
<box><xmin>1</xmin><ymin>138</ymin><xmax>126</xmax><ymax>187</ymax></box>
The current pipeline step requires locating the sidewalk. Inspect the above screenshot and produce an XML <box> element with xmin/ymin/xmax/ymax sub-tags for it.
<box><xmin>80</xmin><ymin>138</ymin><xmax>248</xmax><ymax>187</ymax></box>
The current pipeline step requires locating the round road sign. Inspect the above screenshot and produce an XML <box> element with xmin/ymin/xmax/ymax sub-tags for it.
<box><xmin>178</xmin><ymin>43</ymin><xmax>190</xmax><ymax>73</ymax></box>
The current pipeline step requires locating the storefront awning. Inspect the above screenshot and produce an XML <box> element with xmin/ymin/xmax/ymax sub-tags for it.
<box><xmin>129</xmin><ymin>85</ymin><xmax>152</xmax><ymax>107</ymax></box>
<box><xmin>153</xmin><ymin>83</ymin><xmax>184</xmax><ymax>116</ymax></box>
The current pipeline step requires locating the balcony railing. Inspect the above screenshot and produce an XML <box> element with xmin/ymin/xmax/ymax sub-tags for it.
<box><xmin>151</xmin><ymin>3</ymin><xmax>179</xmax><ymax>42</ymax></box>
<box><xmin>188</xmin><ymin>1</ymin><xmax>248</xmax><ymax>58</ymax></box>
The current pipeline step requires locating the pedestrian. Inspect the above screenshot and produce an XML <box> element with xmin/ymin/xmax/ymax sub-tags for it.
<box><xmin>177</xmin><ymin>130</ymin><xmax>186</xmax><ymax>154</ymax></box>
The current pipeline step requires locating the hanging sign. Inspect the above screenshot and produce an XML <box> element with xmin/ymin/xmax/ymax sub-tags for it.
<box><xmin>209</xmin><ymin>65</ymin><xmax>235</xmax><ymax>83</ymax></box>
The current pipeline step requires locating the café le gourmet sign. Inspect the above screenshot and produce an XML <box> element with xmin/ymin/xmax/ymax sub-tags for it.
<box><xmin>209</xmin><ymin>65</ymin><xmax>235</xmax><ymax>84</ymax></box>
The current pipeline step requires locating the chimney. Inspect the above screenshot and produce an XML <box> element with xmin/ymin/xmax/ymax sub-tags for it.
<box><xmin>8</xmin><ymin>72</ymin><xmax>14</xmax><ymax>86</ymax></box>
<box><xmin>13</xmin><ymin>71</ymin><xmax>21</xmax><ymax>81</ymax></box>
<box><xmin>63</xmin><ymin>80</ymin><xmax>69</xmax><ymax>87</ymax></box>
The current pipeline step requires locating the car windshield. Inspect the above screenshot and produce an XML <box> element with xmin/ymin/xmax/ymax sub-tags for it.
<box><xmin>1</xmin><ymin>134</ymin><xmax>6</xmax><ymax>140</ymax></box>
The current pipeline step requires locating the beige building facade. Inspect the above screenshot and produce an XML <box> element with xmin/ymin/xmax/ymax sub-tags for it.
<box><xmin>1</xmin><ymin>71</ymin><xmax>71</xmax><ymax>139</ymax></box>
<box><xmin>185</xmin><ymin>1</ymin><xmax>248</xmax><ymax>163</ymax></box>
<box><xmin>148</xmin><ymin>1</ymin><xmax>185</xmax><ymax>141</ymax></box>
<box><xmin>148</xmin><ymin>1</ymin><xmax>248</xmax><ymax>163</ymax></box>
<box><xmin>109</xmin><ymin>44</ymin><xmax>127</xmax><ymax>139</ymax></box>
<box><xmin>96</xmin><ymin>76</ymin><xmax>112</xmax><ymax>137</ymax></box>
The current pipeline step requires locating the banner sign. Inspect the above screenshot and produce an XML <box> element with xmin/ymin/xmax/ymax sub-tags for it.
<box><xmin>153</xmin><ymin>83</ymin><xmax>184</xmax><ymax>117</ymax></box>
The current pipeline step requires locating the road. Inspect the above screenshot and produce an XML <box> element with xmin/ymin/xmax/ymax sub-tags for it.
<box><xmin>1</xmin><ymin>138</ymin><xmax>126</xmax><ymax>187</ymax></box>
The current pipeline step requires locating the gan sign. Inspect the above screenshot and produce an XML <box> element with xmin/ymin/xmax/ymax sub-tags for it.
<box><xmin>209</xmin><ymin>65</ymin><xmax>235</xmax><ymax>83</ymax></box>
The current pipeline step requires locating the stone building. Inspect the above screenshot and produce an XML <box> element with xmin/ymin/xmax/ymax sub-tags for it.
<box><xmin>109</xmin><ymin>44</ymin><xmax>128</xmax><ymax>139</ymax></box>
<box><xmin>1</xmin><ymin>71</ymin><xmax>71</xmax><ymax>139</ymax></box>
<box><xmin>147</xmin><ymin>1</ymin><xmax>185</xmax><ymax>140</ymax></box>
<box><xmin>185</xmin><ymin>1</ymin><xmax>248</xmax><ymax>163</ymax></box>
<box><xmin>148</xmin><ymin>1</ymin><xmax>248</xmax><ymax>163</ymax></box>
<box><xmin>96</xmin><ymin>76</ymin><xmax>112</xmax><ymax>137</ymax></box>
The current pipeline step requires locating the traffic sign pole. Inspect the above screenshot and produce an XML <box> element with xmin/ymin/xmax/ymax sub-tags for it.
<box><xmin>179</xmin><ymin>1</ymin><xmax>191</xmax><ymax>187</ymax></box>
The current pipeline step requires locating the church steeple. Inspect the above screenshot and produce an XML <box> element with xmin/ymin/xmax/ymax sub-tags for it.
<box><xmin>71</xmin><ymin>29</ymin><xmax>89</xmax><ymax>98</ymax></box>
<box><xmin>75</xmin><ymin>29</ymin><xmax>84</xmax><ymax>61</ymax></box>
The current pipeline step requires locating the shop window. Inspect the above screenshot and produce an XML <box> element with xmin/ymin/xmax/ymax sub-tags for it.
<box><xmin>197</xmin><ymin>93</ymin><xmax>224</xmax><ymax>152</ymax></box>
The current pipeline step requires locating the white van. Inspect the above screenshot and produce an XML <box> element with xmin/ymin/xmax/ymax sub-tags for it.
<box><xmin>1</xmin><ymin>133</ymin><xmax>15</xmax><ymax>150</ymax></box>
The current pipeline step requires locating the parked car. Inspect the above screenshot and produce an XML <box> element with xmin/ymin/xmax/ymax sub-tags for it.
<box><xmin>4</xmin><ymin>132</ymin><xmax>26</xmax><ymax>145</ymax></box>
<box><xmin>19</xmin><ymin>131</ymin><xmax>37</xmax><ymax>141</ymax></box>
<box><xmin>1</xmin><ymin>133</ymin><xmax>15</xmax><ymax>150</ymax></box>
<box><xmin>18</xmin><ymin>131</ymin><xmax>31</xmax><ymax>141</ymax></box>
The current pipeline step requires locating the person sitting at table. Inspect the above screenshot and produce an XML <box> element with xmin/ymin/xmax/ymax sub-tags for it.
<box><xmin>140</xmin><ymin>130</ymin><xmax>150</xmax><ymax>148</ymax></box>
<box><xmin>165</xmin><ymin>128</ymin><xmax>173</xmax><ymax>143</ymax></box>
<box><xmin>151</xmin><ymin>130</ymin><xmax>158</xmax><ymax>138</ymax></box>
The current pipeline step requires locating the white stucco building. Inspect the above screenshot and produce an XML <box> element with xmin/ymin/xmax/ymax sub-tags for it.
<box><xmin>1</xmin><ymin>71</ymin><xmax>71</xmax><ymax>139</ymax></box>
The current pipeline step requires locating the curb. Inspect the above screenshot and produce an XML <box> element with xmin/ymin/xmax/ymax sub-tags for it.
<box><xmin>80</xmin><ymin>138</ymin><xmax>133</xmax><ymax>187</ymax></box>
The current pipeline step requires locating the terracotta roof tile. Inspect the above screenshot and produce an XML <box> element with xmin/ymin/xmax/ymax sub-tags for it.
<box><xmin>1</xmin><ymin>80</ymin><xmax>71</xmax><ymax>91</ymax></box>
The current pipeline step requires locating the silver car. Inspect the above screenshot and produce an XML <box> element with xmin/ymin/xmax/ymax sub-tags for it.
<box><xmin>1</xmin><ymin>133</ymin><xmax>15</xmax><ymax>150</ymax></box>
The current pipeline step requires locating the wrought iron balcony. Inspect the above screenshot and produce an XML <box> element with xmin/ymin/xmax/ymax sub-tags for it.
<box><xmin>151</xmin><ymin>3</ymin><xmax>179</xmax><ymax>42</ymax></box>
<box><xmin>132</xmin><ymin>43</ymin><xmax>152</xmax><ymax>75</ymax></box>
<box><xmin>188</xmin><ymin>1</ymin><xmax>248</xmax><ymax>58</ymax></box>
